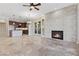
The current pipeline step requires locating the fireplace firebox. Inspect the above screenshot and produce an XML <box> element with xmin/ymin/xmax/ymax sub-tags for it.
<box><xmin>52</xmin><ymin>31</ymin><xmax>63</xmax><ymax>40</ymax></box>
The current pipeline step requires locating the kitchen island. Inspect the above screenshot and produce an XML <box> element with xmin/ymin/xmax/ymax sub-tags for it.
<box><xmin>12</xmin><ymin>30</ymin><xmax>22</xmax><ymax>37</ymax></box>
<box><xmin>9</xmin><ymin>30</ymin><xmax>22</xmax><ymax>37</ymax></box>
<box><xmin>9</xmin><ymin>28</ymin><xmax>28</xmax><ymax>37</ymax></box>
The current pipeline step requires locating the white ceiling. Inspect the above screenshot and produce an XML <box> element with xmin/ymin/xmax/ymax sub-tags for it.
<box><xmin>0</xmin><ymin>3</ymin><xmax>74</xmax><ymax>20</ymax></box>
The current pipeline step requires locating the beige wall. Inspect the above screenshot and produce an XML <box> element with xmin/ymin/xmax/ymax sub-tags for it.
<box><xmin>0</xmin><ymin>23</ymin><xmax>7</xmax><ymax>37</ymax></box>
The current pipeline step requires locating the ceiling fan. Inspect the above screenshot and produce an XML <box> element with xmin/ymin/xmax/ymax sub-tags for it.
<box><xmin>22</xmin><ymin>3</ymin><xmax>41</xmax><ymax>11</ymax></box>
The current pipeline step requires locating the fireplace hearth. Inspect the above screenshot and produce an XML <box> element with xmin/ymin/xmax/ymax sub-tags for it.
<box><xmin>52</xmin><ymin>31</ymin><xmax>63</xmax><ymax>40</ymax></box>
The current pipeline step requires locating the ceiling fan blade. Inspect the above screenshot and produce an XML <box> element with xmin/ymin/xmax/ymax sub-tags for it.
<box><xmin>36</xmin><ymin>3</ymin><xmax>41</xmax><ymax>6</ymax></box>
<box><xmin>22</xmin><ymin>4</ymin><xmax>30</xmax><ymax>7</ymax></box>
<box><xmin>30</xmin><ymin>3</ymin><xmax>34</xmax><ymax>6</ymax></box>
<box><xmin>34</xmin><ymin>3</ymin><xmax>41</xmax><ymax>6</ymax></box>
<box><xmin>34</xmin><ymin>6</ymin><xmax>39</xmax><ymax>10</ymax></box>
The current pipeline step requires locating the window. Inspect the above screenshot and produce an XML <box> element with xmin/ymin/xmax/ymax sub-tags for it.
<box><xmin>42</xmin><ymin>19</ymin><xmax>44</xmax><ymax>35</ymax></box>
<box><xmin>38</xmin><ymin>21</ymin><xmax>41</xmax><ymax>34</ymax></box>
<box><xmin>34</xmin><ymin>23</ymin><xmax>37</xmax><ymax>34</ymax></box>
<box><xmin>34</xmin><ymin>21</ymin><xmax>42</xmax><ymax>34</ymax></box>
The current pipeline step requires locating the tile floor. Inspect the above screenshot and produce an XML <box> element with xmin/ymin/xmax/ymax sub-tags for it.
<box><xmin>0</xmin><ymin>35</ymin><xmax>78</xmax><ymax>56</ymax></box>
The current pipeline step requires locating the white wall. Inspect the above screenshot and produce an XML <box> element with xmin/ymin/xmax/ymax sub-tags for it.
<box><xmin>77</xmin><ymin>4</ymin><xmax>79</xmax><ymax>44</ymax></box>
<box><xmin>29</xmin><ymin>5</ymin><xmax>77</xmax><ymax>42</ymax></box>
<box><xmin>28</xmin><ymin>22</ymin><xmax>35</xmax><ymax>36</ymax></box>
<box><xmin>44</xmin><ymin>5</ymin><xmax>77</xmax><ymax>42</ymax></box>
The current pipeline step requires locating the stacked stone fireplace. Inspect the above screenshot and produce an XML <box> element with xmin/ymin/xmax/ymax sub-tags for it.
<box><xmin>52</xmin><ymin>31</ymin><xmax>63</xmax><ymax>40</ymax></box>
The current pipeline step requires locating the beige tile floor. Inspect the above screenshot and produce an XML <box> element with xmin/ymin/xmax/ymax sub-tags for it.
<box><xmin>0</xmin><ymin>35</ymin><xmax>78</xmax><ymax>56</ymax></box>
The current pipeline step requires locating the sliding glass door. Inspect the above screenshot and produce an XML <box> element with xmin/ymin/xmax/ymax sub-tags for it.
<box><xmin>34</xmin><ymin>19</ymin><xmax>44</xmax><ymax>35</ymax></box>
<box><xmin>34</xmin><ymin>23</ymin><xmax>37</xmax><ymax>34</ymax></box>
<box><xmin>38</xmin><ymin>21</ymin><xmax>41</xmax><ymax>34</ymax></box>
